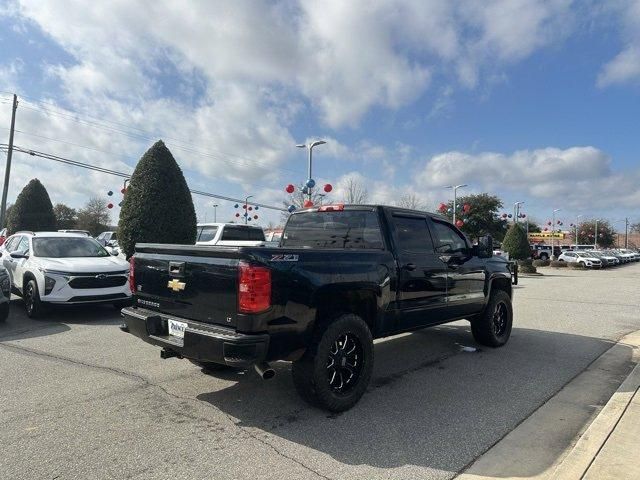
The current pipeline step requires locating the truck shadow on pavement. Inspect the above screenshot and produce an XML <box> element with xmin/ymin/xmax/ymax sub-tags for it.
<box><xmin>196</xmin><ymin>325</ymin><xmax>628</xmax><ymax>475</ymax></box>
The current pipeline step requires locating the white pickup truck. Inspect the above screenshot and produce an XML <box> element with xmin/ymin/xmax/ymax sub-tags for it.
<box><xmin>196</xmin><ymin>223</ymin><xmax>266</xmax><ymax>246</ymax></box>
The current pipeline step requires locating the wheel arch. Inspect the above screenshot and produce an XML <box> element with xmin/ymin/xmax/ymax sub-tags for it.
<box><xmin>312</xmin><ymin>286</ymin><xmax>379</xmax><ymax>335</ymax></box>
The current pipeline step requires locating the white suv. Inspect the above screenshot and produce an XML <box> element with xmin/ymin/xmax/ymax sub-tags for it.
<box><xmin>557</xmin><ymin>251</ymin><xmax>602</xmax><ymax>268</ymax></box>
<box><xmin>1</xmin><ymin>232</ymin><xmax>131</xmax><ymax>317</ymax></box>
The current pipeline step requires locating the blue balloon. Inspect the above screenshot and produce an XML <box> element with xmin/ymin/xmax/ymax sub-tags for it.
<box><xmin>447</xmin><ymin>208</ymin><xmax>452</xmax><ymax>214</ymax></box>
<box><xmin>508</xmin><ymin>214</ymin><xmax>512</xmax><ymax>218</ymax></box>
<box><xmin>244</xmin><ymin>212</ymin><xmax>248</xmax><ymax>217</ymax></box>
<box><xmin>302</xmin><ymin>186</ymin><xmax>309</xmax><ymax>194</ymax></box>
<box><xmin>234</xmin><ymin>203</ymin><xmax>239</xmax><ymax>208</ymax></box>
<box><xmin>288</xmin><ymin>205</ymin><xmax>296</xmax><ymax>213</ymax></box>
<box><xmin>107</xmin><ymin>190</ymin><xmax>113</xmax><ymax>196</ymax></box>
<box><xmin>247</xmin><ymin>217</ymin><xmax>252</xmax><ymax>221</ymax></box>
<box><xmin>254</xmin><ymin>206</ymin><xmax>259</xmax><ymax>211</ymax></box>
<box><xmin>306</xmin><ymin>178</ymin><xmax>316</xmax><ymax>188</ymax></box>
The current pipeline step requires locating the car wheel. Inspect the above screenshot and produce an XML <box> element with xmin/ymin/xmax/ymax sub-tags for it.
<box><xmin>539</xmin><ymin>254</ymin><xmax>548</xmax><ymax>260</ymax></box>
<box><xmin>0</xmin><ymin>302</ymin><xmax>8</xmax><ymax>322</ymax></box>
<box><xmin>471</xmin><ymin>289</ymin><xmax>513</xmax><ymax>347</ymax></box>
<box><xmin>24</xmin><ymin>279</ymin><xmax>44</xmax><ymax>319</ymax></box>
<box><xmin>292</xmin><ymin>313</ymin><xmax>374</xmax><ymax>412</ymax></box>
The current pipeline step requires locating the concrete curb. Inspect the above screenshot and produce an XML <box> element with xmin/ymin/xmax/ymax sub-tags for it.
<box><xmin>456</xmin><ymin>330</ymin><xmax>640</xmax><ymax>480</ymax></box>
<box><xmin>551</xmin><ymin>360</ymin><xmax>640</xmax><ymax>479</ymax></box>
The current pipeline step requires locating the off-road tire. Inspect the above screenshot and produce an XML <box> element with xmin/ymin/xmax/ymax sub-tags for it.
<box><xmin>292</xmin><ymin>313</ymin><xmax>374</xmax><ymax>412</ymax></box>
<box><xmin>471</xmin><ymin>289</ymin><xmax>513</xmax><ymax>347</ymax></box>
<box><xmin>24</xmin><ymin>279</ymin><xmax>44</xmax><ymax>319</ymax></box>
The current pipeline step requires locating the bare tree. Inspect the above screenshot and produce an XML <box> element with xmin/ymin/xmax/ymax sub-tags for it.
<box><xmin>342</xmin><ymin>178</ymin><xmax>368</xmax><ymax>204</ymax></box>
<box><xmin>395</xmin><ymin>193</ymin><xmax>424</xmax><ymax>210</ymax></box>
<box><xmin>281</xmin><ymin>184</ymin><xmax>325</xmax><ymax>222</ymax></box>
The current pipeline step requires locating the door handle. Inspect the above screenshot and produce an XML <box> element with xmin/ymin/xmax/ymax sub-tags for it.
<box><xmin>403</xmin><ymin>263</ymin><xmax>416</xmax><ymax>271</ymax></box>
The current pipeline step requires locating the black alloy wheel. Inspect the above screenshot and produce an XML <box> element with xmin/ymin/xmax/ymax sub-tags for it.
<box><xmin>326</xmin><ymin>332</ymin><xmax>363</xmax><ymax>394</ymax></box>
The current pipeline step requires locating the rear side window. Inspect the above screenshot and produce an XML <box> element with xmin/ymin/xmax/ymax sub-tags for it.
<box><xmin>392</xmin><ymin>216</ymin><xmax>433</xmax><ymax>253</ymax></box>
<box><xmin>282</xmin><ymin>211</ymin><xmax>384</xmax><ymax>249</ymax></box>
<box><xmin>4</xmin><ymin>236</ymin><xmax>21</xmax><ymax>252</ymax></box>
<box><xmin>221</xmin><ymin>226</ymin><xmax>265</xmax><ymax>241</ymax></box>
<box><xmin>198</xmin><ymin>226</ymin><xmax>219</xmax><ymax>242</ymax></box>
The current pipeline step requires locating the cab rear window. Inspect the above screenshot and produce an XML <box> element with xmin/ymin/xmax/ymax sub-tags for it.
<box><xmin>221</xmin><ymin>226</ymin><xmax>265</xmax><ymax>241</ymax></box>
<box><xmin>282</xmin><ymin>210</ymin><xmax>384</xmax><ymax>249</ymax></box>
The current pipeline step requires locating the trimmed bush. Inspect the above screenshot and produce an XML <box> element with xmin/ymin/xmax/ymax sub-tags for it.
<box><xmin>549</xmin><ymin>260</ymin><xmax>567</xmax><ymax>268</ymax></box>
<box><xmin>7</xmin><ymin>179</ymin><xmax>56</xmax><ymax>234</ymax></box>
<box><xmin>118</xmin><ymin>140</ymin><xmax>197</xmax><ymax>258</ymax></box>
<box><xmin>518</xmin><ymin>263</ymin><xmax>537</xmax><ymax>274</ymax></box>
<box><xmin>533</xmin><ymin>259</ymin><xmax>551</xmax><ymax>267</ymax></box>
<box><xmin>567</xmin><ymin>262</ymin><xmax>586</xmax><ymax>269</ymax></box>
<box><xmin>502</xmin><ymin>223</ymin><xmax>531</xmax><ymax>260</ymax></box>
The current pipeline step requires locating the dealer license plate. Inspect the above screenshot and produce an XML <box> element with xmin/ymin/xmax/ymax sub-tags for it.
<box><xmin>167</xmin><ymin>319</ymin><xmax>187</xmax><ymax>338</ymax></box>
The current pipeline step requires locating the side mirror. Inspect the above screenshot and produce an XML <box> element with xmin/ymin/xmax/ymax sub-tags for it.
<box><xmin>10</xmin><ymin>251</ymin><xmax>28</xmax><ymax>259</ymax></box>
<box><xmin>475</xmin><ymin>235</ymin><xmax>493</xmax><ymax>258</ymax></box>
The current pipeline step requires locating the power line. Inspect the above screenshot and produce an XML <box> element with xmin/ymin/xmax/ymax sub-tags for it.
<box><xmin>17</xmin><ymin>97</ymin><xmax>304</xmax><ymax>175</ymax></box>
<box><xmin>0</xmin><ymin>144</ymin><xmax>287</xmax><ymax>212</ymax></box>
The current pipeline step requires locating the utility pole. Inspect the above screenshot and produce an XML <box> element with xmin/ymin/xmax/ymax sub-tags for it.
<box><xmin>594</xmin><ymin>220</ymin><xmax>598</xmax><ymax>249</ymax></box>
<box><xmin>445</xmin><ymin>184</ymin><xmax>467</xmax><ymax>225</ymax></box>
<box><xmin>296</xmin><ymin>140</ymin><xmax>327</xmax><ymax>202</ymax></box>
<box><xmin>0</xmin><ymin>94</ymin><xmax>18</xmax><ymax>228</ymax></box>
<box><xmin>212</xmin><ymin>203</ymin><xmax>218</xmax><ymax>223</ymax></box>
<box><xmin>625</xmin><ymin>217</ymin><xmax>629</xmax><ymax>249</ymax></box>
<box><xmin>551</xmin><ymin>208</ymin><xmax>561</xmax><ymax>260</ymax></box>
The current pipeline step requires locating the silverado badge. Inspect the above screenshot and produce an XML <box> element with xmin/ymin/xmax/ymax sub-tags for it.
<box><xmin>167</xmin><ymin>278</ymin><xmax>186</xmax><ymax>292</ymax></box>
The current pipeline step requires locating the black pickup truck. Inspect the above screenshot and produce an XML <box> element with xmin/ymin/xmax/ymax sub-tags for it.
<box><xmin>122</xmin><ymin>204</ymin><xmax>515</xmax><ymax>411</ymax></box>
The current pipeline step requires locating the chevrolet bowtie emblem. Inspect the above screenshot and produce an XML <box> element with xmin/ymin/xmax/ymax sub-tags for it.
<box><xmin>167</xmin><ymin>278</ymin><xmax>186</xmax><ymax>292</ymax></box>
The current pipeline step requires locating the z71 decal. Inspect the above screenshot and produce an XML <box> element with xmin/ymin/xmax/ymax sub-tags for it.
<box><xmin>271</xmin><ymin>254</ymin><xmax>299</xmax><ymax>262</ymax></box>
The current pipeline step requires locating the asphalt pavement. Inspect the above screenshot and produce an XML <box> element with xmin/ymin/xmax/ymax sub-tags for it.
<box><xmin>1</xmin><ymin>263</ymin><xmax>639</xmax><ymax>480</ymax></box>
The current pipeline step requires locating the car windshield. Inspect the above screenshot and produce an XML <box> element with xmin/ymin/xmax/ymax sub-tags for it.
<box><xmin>32</xmin><ymin>237</ymin><xmax>110</xmax><ymax>258</ymax></box>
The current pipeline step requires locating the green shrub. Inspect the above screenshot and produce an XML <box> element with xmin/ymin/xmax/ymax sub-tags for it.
<box><xmin>118</xmin><ymin>140</ymin><xmax>197</xmax><ymax>258</ymax></box>
<box><xmin>502</xmin><ymin>223</ymin><xmax>531</xmax><ymax>260</ymax></box>
<box><xmin>7</xmin><ymin>179</ymin><xmax>56</xmax><ymax>234</ymax></box>
<box><xmin>518</xmin><ymin>263</ymin><xmax>537</xmax><ymax>274</ymax></box>
<box><xmin>549</xmin><ymin>260</ymin><xmax>567</xmax><ymax>268</ymax></box>
<box><xmin>533</xmin><ymin>259</ymin><xmax>550</xmax><ymax>267</ymax></box>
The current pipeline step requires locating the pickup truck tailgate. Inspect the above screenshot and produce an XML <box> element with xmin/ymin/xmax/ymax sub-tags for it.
<box><xmin>134</xmin><ymin>247</ymin><xmax>239</xmax><ymax>327</ymax></box>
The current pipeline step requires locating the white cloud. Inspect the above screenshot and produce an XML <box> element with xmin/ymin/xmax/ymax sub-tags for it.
<box><xmin>597</xmin><ymin>0</ymin><xmax>640</xmax><ymax>86</ymax></box>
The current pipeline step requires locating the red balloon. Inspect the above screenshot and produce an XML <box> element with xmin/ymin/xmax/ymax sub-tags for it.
<box><xmin>120</xmin><ymin>188</ymin><xmax>126</xmax><ymax>194</ymax></box>
<box><xmin>463</xmin><ymin>203</ymin><xmax>470</xmax><ymax>212</ymax></box>
<box><xmin>107</xmin><ymin>203</ymin><xmax>113</xmax><ymax>209</ymax></box>
<box><xmin>303</xmin><ymin>200</ymin><xmax>314</xmax><ymax>208</ymax></box>
<box><xmin>285</xmin><ymin>184</ymin><xmax>295</xmax><ymax>194</ymax></box>
<box><xmin>547</xmin><ymin>221</ymin><xmax>552</xmax><ymax>226</ymax></box>
<box><xmin>253</xmin><ymin>215</ymin><xmax>258</xmax><ymax>219</ymax></box>
<box><xmin>438</xmin><ymin>202</ymin><xmax>447</xmax><ymax>212</ymax></box>
<box><xmin>235</xmin><ymin>213</ymin><xmax>240</xmax><ymax>217</ymax></box>
<box><xmin>243</xmin><ymin>204</ymin><xmax>247</xmax><ymax>209</ymax></box>
<box><xmin>455</xmin><ymin>219</ymin><xmax>464</xmax><ymax>228</ymax></box>
<box><xmin>544</xmin><ymin>227</ymin><xmax>548</xmax><ymax>231</ymax></box>
<box><xmin>248</xmin><ymin>206</ymin><xmax>253</xmax><ymax>211</ymax></box>
<box><xmin>323</xmin><ymin>183</ymin><xmax>333</xmax><ymax>193</ymax></box>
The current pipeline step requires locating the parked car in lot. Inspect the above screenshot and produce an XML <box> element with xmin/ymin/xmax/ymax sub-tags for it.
<box><xmin>0</xmin><ymin>228</ymin><xmax>7</xmax><ymax>246</ymax></box>
<box><xmin>58</xmin><ymin>229</ymin><xmax>91</xmax><ymax>236</ymax></box>
<box><xmin>122</xmin><ymin>204</ymin><xmax>516</xmax><ymax>412</ymax></box>
<box><xmin>0</xmin><ymin>264</ymin><xmax>10</xmax><ymax>322</ymax></box>
<box><xmin>557</xmin><ymin>251</ymin><xmax>602</xmax><ymax>268</ymax></box>
<box><xmin>1</xmin><ymin>232</ymin><xmax>131</xmax><ymax>317</ymax></box>
<box><xmin>195</xmin><ymin>223</ymin><xmax>266</xmax><ymax>246</ymax></box>
<box><xmin>591</xmin><ymin>251</ymin><xmax>619</xmax><ymax>266</ymax></box>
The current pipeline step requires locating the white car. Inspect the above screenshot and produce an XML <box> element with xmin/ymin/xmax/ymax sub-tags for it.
<box><xmin>1</xmin><ymin>232</ymin><xmax>131</xmax><ymax>317</ymax></box>
<box><xmin>557</xmin><ymin>251</ymin><xmax>602</xmax><ymax>268</ymax></box>
<box><xmin>196</xmin><ymin>223</ymin><xmax>266</xmax><ymax>246</ymax></box>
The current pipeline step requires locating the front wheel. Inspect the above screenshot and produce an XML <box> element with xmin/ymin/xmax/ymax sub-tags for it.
<box><xmin>24</xmin><ymin>279</ymin><xmax>45</xmax><ymax>319</ymax></box>
<box><xmin>292</xmin><ymin>313</ymin><xmax>374</xmax><ymax>412</ymax></box>
<box><xmin>471</xmin><ymin>290</ymin><xmax>513</xmax><ymax>347</ymax></box>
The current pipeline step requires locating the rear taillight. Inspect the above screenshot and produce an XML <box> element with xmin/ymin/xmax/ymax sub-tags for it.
<box><xmin>129</xmin><ymin>256</ymin><xmax>136</xmax><ymax>293</ymax></box>
<box><xmin>238</xmin><ymin>262</ymin><xmax>271</xmax><ymax>314</ymax></box>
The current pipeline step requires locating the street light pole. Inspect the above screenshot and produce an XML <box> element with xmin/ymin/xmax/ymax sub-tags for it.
<box><xmin>625</xmin><ymin>217</ymin><xmax>629</xmax><ymax>249</ymax></box>
<box><xmin>212</xmin><ymin>203</ymin><xmax>218</xmax><ymax>223</ymax></box>
<box><xmin>445</xmin><ymin>184</ymin><xmax>467</xmax><ymax>224</ymax></box>
<box><xmin>0</xmin><ymin>93</ymin><xmax>18</xmax><ymax>228</ymax></box>
<box><xmin>552</xmin><ymin>208</ymin><xmax>561</xmax><ymax>259</ymax></box>
<box><xmin>594</xmin><ymin>219</ymin><xmax>598</xmax><ymax>249</ymax></box>
<box><xmin>244</xmin><ymin>195</ymin><xmax>253</xmax><ymax>225</ymax></box>
<box><xmin>296</xmin><ymin>140</ymin><xmax>327</xmax><ymax>202</ymax></box>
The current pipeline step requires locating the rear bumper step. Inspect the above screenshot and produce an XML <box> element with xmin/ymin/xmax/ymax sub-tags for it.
<box><xmin>121</xmin><ymin>306</ymin><xmax>269</xmax><ymax>368</ymax></box>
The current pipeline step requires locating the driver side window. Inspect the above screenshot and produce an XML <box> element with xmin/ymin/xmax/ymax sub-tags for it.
<box><xmin>431</xmin><ymin>220</ymin><xmax>468</xmax><ymax>254</ymax></box>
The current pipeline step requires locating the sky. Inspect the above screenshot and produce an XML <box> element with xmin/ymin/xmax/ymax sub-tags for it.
<box><xmin>0</xmin><ymin>0</ymin><xmax>639</xmax><ymax>229</ymax></box>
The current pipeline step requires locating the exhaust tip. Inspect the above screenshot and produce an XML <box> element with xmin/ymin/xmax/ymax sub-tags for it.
<box><xmin>254</xmin><ymin>362</ymin><xmax>275</xmax><ymax>380</ymax></box>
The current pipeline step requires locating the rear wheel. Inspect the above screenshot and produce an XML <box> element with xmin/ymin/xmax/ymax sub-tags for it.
<box><xmin>539</xmin><ymin>253</ymin><xmax>549</xmax><ymax>260</ymax></box>
<box><xmin>24</xmin><ymin>279</ymin><xmax>44</xmax><ymax>319</ymax></box>
<box><xmin>471</xmin><ymin>290</ymin><xmax>513</xmax><ymax>347</ymax></box>
<box><xmin>292</xmin><ymin>313</ymin><xmax>373</xmax><ymax>412</ymax></box>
